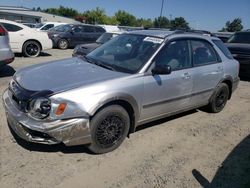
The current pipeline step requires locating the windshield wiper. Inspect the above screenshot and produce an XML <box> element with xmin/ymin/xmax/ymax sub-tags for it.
<box><xmin>83</xmin><ymin>56</ymin><xmax>115</xmax><ymax>71</ymax></box>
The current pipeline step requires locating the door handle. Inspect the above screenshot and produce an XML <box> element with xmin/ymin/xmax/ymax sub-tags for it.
<box><xmin>182</xmin><ymin>72</ymin><xmax>191</xmax><ymax>80</ymax></box>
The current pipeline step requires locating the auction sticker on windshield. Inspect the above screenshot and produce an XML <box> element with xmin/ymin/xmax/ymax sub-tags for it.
<box><xmin>143</xmin><ymin>37</ymin><xmax>164</xmax><ymax>44</ymax></box>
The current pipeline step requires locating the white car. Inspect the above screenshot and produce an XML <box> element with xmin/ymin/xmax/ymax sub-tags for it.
<box><xmin>0</xmin><ymin>19</ymin><xmax>52</xmax><ymax>57</ymax></box>
<box><xmin>35</xmin><ymin>22</ymin><xmax>67</xmax><ymax>31</ymax></box>
<box><xmin>0</xmin><ymin>23</ymin><xmax>14</xmax><ymax>67</ymax></box>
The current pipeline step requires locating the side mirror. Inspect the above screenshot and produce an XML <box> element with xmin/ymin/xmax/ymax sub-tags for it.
<box><xmin>151</xmin><ymin>64</ymin><xmax>171</xmax><ymax>75</ymax></box>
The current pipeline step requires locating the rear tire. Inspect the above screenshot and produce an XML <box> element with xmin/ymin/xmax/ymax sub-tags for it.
<box><xmin>88</xmin><ymin>105</ymin><xmax>130</xmax><ymax>154</ymax></box>
<box><xmin>22</xmin><ymin>41</ymin><xmax>41</xmax><ymax>57</ymax></box>
<box><xmin>57</xmin><ymin>39</ymin><xmax>69</xmax><ymax>49</ymax></box>
<box><xmin>206</xmin><ymin>83</ymin><xmax>229</xmax><ymax>113</ymax></box>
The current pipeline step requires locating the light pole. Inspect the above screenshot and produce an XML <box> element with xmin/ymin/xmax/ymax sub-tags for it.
<box><xmin>159</xmin><ymin>0</ymin><xmax>165</xmax><ymax>28</ymax></box>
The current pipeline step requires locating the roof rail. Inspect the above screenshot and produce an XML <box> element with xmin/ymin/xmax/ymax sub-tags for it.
<box><xmin>173</xmin><ymin>29</ymin><xmax>216</xmax><ymax>36</ymax></box>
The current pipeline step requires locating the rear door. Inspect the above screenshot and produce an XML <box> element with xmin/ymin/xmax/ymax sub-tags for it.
<box><xmin>189</xmin><ymin>39</ymin><xmax>224</xmax><ymax>106</ymax></box>
<box><xmin>141</xmin><ymin>39</ymin><xmax>194</xmax><ymax>121</ymax></box>
<box><xmin>81</xmin><ymin>26</ymin><xmax>99</xmax><ymax>43</ymax></box>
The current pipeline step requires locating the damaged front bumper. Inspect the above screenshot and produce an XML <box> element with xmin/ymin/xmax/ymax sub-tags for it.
<box><xmin>2</xmin><ymin>89</ymin><xmax>92</xmax><ymax>146</ymax></box>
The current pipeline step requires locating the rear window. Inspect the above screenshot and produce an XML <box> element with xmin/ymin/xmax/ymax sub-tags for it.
<box><xmin>213</xmin><ymin>40</ymin><xmax>233</xmax><ymax>59</ymax></box>
<box><xmin>0</xmin><ymin>23</ymin><xmax>22</xmax><ymax>32</ymax></box>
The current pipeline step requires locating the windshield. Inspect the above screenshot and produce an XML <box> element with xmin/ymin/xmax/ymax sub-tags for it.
<box><xmin>227</xmin><ymin>32</ymin><xmax>250</xmax><ymax>44</ymax></box>
<box><xmin>86</xmin><ymin>34</ymin><xmax>163</xmax><ymax>74</ymax></box>
<box><xmin>49</xmin><ymin>24</ymin><xmax>72</xmax><ymax>32</ymax></box>
<box><xmin>96</xmin><ymin>33</ymin><xmax>119</xmax><ymax>44</ymax></box>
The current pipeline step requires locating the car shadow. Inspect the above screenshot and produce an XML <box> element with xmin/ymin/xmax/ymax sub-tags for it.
<box><xmin>8</xmin><ymin>125</ymin><xmax>92</xmax><ymax>154</ymax></box>
<box><xmin>192</xmin><ymin>135</ymin><xmax>250</xmax><ymax>188</ymax></box>
<box><xmin>136</xmin><ymin>109</ymin><xmax>198</xmax><ymax>132</ymax></box>
<box><xmin>240</xmin><ymin>76</ymin><xmax>250</xmax><ymax>82</ymax></box>
<box><xmin>0</xmin><ymin>65</ymin><xmax>16</xmax><ymax>78</ymax></box>
<box><xmin>14</xmin><ymin>52</ymin><xmax>52</xmax><ymax>57</ymax></box>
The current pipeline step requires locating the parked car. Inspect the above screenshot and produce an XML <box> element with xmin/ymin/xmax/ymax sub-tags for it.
<box><xmin>35</xmin><ymin>22</ymin><xmax>67</xmax><ymax>31</ymax></box>
<box><xmin>0</xmin><ymin>23</ymin><xmax>14</xmax><ymax>67</ymax></box>
<box><xmin>22</xmin><ymin>23</ymin><xmax>36</xmax><ymax>28</ymax></box>
<box><xmin>213</xmin><ymin>32</ymin><xmax>233</xmax><ymax>43</ymax></box>
<box><xmin>0</xmin><ymin>19</ymin><xmax>52</xmax><ymax>57</ymax></box>
<box><xmin>72</xmin><ymin>31</ymin><xmax>122</xmax><ymax>57</ymax></box>
<box><xmin>226</xmin><ymin>31</ymin><xmax>250</xmax><ymax>78</ymax></box>
<box><xmin>3</xmin><ymin>30</ymin><xmax>239</xmax><ymax>154</ymax></box>
<box><xmin>48</xmin><ymin>24</ymin><xmax>106</xmax><ymax>49</ymax></box>
<box><xmin>0</xmin><ymin>24</ymin><xmax>15</xmax><ymax>67</ymax></box>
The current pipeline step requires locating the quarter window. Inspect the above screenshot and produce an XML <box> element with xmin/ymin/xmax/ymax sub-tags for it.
<box><xmin>154</xmin><ymin>40</ymin><xmax>191</xmax><ymax>71</ymax></box>
<box><xmin>212</xmin><ymin>39</ymin><xmax>233</xmax><ymax>59</ymax></box>
<box><xmin>1</xmin><ymin>23</ymin><xmax>22</xmax><ymax>32</ymax></box>
<box><xmin>191</xmin><ymin>40</ymin><xmax>218</xmax><ymax>66</ymax></box>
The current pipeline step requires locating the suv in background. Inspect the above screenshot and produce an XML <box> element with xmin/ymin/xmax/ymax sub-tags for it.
<box><xmin>226</xmin><ymin>31</ymin><xmax>250</xmax><ymax>78</ymax></box>
<box><xmin>48</xmin><ymin>24</ymin><xmax>106</xmax><ymax>49</ymax></box>
<box><xmin>3</xmin><ymin>30</ymin><xmax>239</xmax><ymax>154</ymax></box>
<box><xmin>0</xmin><ymin>24</ymin><xmax>14</xmax><ymax>67</ymax></box>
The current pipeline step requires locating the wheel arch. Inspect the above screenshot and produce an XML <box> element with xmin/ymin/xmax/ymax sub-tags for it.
<box><xmin>220</xmin><ymin>75</ymin><xmax>233</xmax><ymax>100</ymax></box>
<box><xmin>22</xmin><ymin>39</ymin><xmax>42</xmax><ymax>50</ymax></box>
<box><xmin>89</xmin><ymin>93</ymin><xmax>140</xmax><ymax>135</ymax></box>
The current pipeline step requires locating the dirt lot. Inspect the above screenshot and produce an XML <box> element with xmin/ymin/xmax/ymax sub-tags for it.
<box><xmin>0</xmin><ymin>49</ymin><xmax>250</xmax><ymax>188</ymax></box>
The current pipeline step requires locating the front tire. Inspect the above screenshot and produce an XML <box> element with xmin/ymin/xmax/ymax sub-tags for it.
<box><xmin>206</xmin><ymin>83</ymin><xmax>229</xmax><ymax>113</ymax></box>
<box><xmin>88</xmin><ymin>105</ymin><xmax>130</xmax><ymax>154</ymax></box>
<box><xmin>22</xmin><ymin>41</ymin><xmax>41</xmax><ymax>57</ymax></box>
<box><xmin>57</xmin><ymin>39</ymin><xmax>69</xmax><ymax>49</ymax></box>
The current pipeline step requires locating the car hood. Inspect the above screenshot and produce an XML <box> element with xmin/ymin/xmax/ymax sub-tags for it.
<box><xmin>76</xmin><ymin>43</ymin><xmax>100</xmax><ymax>55</ymax></box>
<box><xmin>14</xmin><ymin>57</ymin><xmax>128</xmax><ymax>93</ymax></box>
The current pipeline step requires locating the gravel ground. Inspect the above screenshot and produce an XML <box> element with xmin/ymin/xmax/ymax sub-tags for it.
<box><xmin>0</xmin><ymin>49</ymin><xmax>250</xmax><ymax>188</ymax></box>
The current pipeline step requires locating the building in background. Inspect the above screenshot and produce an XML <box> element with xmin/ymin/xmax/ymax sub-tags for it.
<box><xmin>0</xmin><ymin>6</ymin><xmax>78</xmax><ymax>24</ymax></box>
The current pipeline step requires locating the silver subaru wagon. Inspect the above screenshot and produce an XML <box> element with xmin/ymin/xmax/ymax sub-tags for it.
<box><xmin>3</xmin><ymin>30</ymin><xmax>239</xmax><ymax>154</ymax></box>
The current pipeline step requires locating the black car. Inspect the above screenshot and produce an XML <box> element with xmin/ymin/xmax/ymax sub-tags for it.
<box><xmin>226</xmin><ymin>31</ymin><xmax>250</xmax><ymax>78</ymax></box>
<box><xmin>72</xmin><ymin>32</ymin><xmax>121</xmax><ymax>57</ymax></box>
<box><xmin>48</xmin><ymin>24</ymin><xmax>106</xmax><ymax>49</ymax></box>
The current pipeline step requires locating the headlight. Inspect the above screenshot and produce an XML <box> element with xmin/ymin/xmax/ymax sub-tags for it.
<box><xmin>28</xmin><ymin>97</ymin><xmax>51</xmax><ymax>119</ymax></box>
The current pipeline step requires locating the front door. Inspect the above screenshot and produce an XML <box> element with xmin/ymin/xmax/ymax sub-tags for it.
<box><xmin>140</xmin><ymin>40</ymin><xmax>193</xmax><ymax>122</ymax></box>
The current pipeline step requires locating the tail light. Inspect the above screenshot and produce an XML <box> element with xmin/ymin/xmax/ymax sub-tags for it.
<box><xmin>0</xmin><ymin>25</ymin><xmax>8</xmax><ymax>36</ymax></box>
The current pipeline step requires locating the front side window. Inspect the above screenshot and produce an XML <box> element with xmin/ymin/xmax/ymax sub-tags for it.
<box><xmin>154</xmin><ymin>40</ymin><xmax>191</xmax><ymax>71</ymax></box>
<box><xmin>73</xmin><ymin>26</ymin><xmax>81</xmax><ymax>33</ymax></box>
<box><xmin>191</xmin><ymin>40</ymin><xmax>218</xmax><ymax>66</ymax></box>
<box><xmin>1</xmin><ymin>23</ymin><xmax>22</xmax><ymax>32</ymax></box>
<box><xmin>86</xmin><ymin>34</ymin><xmax>163</xmax><ymax>73</ymax></box>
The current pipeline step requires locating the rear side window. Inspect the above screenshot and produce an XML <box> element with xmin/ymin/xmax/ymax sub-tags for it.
<box><xmin>95</xmin><ymin>27</ymin><xmax>106</xmax><ymax>33</ymax></box>
<box><xmin>213</xmin><ymin>39</ymin><xmax>233</xmax><ymax>59</ymax></box>
<box><xmin>191</xmin><ymin>40</ymin><xmax>218</xmax><ymax>66</ymax></box>
<box><xmin>1</xmin><ymin>23</ymin><xmax>22</xmax><ymax>32</ymax></box>
<box><xmin>83</xmin><ymin>26</ymin><xmax>95</xmax><ymax>32</ymax></box>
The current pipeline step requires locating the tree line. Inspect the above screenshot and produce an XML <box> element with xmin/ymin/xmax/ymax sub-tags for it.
<box><xmin>33</xmin><ymin>6</ymin><xmax>244</xmax><ymax>32</ymax></box>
